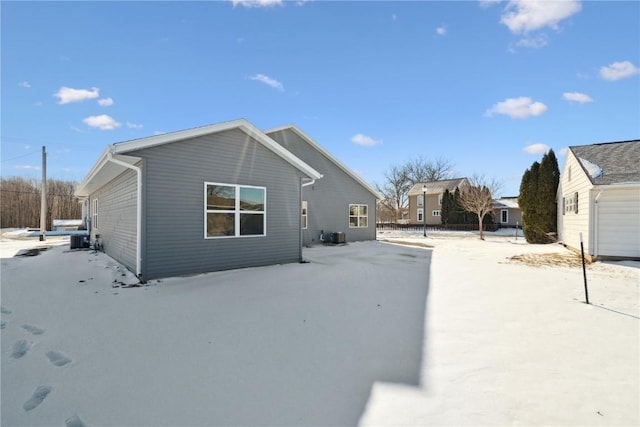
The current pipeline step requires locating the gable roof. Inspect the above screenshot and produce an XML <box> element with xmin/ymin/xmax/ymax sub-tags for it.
<box><xmin>264</xmin><ymin>124</ymin><xmax>383</xmax><ymax>199</ymax></box>
<box><xmin>407</xmin><ymin>178</ymin><xmax>468</xmax><ymax>196</ymax></box>
<box><xmin>493</xmin><ymin>197</ymin><xmax>520</xmax><ymax>209</ymax></box>
<box><xmin>570</xmin><ymin>139</ymin><xmax>640</xmax><ymax>186</ymax></box>
<box><xmin>76</xmin><ymin>119</ymin><xmax>322</xmax><ymax>197</ymax></box>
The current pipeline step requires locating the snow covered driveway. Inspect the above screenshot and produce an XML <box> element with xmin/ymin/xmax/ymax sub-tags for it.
<box><xmin>1</xmin><ymin>240</ymin><xmax>431</xmax><ymax>426</ymax></box>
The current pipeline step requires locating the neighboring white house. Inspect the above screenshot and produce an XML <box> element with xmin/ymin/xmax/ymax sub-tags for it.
<box><xmin>557</xmin><ymin>139</ymin><xmax>640</xmax><ymax>260</ymax></box>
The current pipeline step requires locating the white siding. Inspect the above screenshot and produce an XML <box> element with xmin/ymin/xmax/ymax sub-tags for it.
<box><xmin>595</xmin><ymin>187</ymin><xmax>640</xmax><ymax>258</ymax></box>
<box><xmin>557</xmin><ymin>151</ymin><xmax>593</xmax><ymax>253</ymax></box>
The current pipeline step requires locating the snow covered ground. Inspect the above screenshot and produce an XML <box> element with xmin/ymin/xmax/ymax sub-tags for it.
<box><xmin>1</xmin><ymin>229</ymin><xmax>638</xmax><ymax>426</ymax></box>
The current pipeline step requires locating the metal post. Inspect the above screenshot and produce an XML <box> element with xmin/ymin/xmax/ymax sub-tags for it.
<box><xmin>515</xmin><ymin>221</ymin><xmax>519</xmax><ymax>240</ymax></box>
<box><xmin>422</xmin><ymin>186</ymin><xmax>427</xmax><ymax>237</ymax></box>
<box><xmin>580</xmin><ymin>232</ymin><xmax>589</xmax><ymax>304</ymax></box>
<box><xmin>39</xmin><ymin>146</ymin><xmax>47</xmax><ymax>241</ymax></box>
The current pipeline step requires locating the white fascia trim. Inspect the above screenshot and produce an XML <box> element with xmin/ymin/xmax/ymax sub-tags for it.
<box><xmin>265</xmin><ymin>124</ymin><xmax>382</xmax><ymax>199</ymax></box>
<box><xmin>111</xmin><ymin>118</ymin><xmax>321</xmax><ymax>181</ymax></box>
<box><xmin>75</xmin><ymin>147</ymin><xmax>111</xmax><ymax>197</ymax></box>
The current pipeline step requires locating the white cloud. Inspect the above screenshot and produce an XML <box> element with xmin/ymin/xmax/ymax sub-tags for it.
<box><xmin>479</xmin><ymin>0</ymin><xmax>502</xmax><ymax>8</ymax></box>
<box><xmin>562</xmin><ymin>92</ymin><xmax>593</xmax><ymax>104</ymax></box>
<box><xmin>126</xmin><ymin>122</ymin><xmax>144</xmax><ymax>129</ymax></box>
<box><xmin>436</xmin><ymin>25</ymin><xmax>447</xmax><ymax>36</ymax></box>
<box><xmin>523</xmin><ymin>143</ymin><xmax>550</xmax><ymax>155</ymax></box>
<box><xmin>599</xmin><ymin>61</ymin><xmax>640</xmax><ymax>81</ymax></box>
<box><xmin>98</xmin><ymin>97</ymin><xmax>114</xmax><ymax>106</ymax></box>
<box><xmin>231</xmin><ymin>0</ymin><xmax>282</xmax><ymax>7</ymax></box>
<box><xmin>500</xmin><ymin>0</ymin><xmax>581</xmax><ymax>34</ymax></box>
<box><xmin>249</xmin><ymin>74</ymin><xmax>284</xmax><ymax>91</ymax></box>
<box><xmin>515</xmin><ymin>34</ymin><xmax>548</xmax><ymax>49</ymax></box>
<box><xmin>15</xmin><ymin>165</ymin><xmax>41</xmax><ymax>171</ymax></box>
<box><xmin>351</xmin><ymin>134</ymin><xmax>382</xmax><ymax>147</ymax></box>
<box><xmin>54</xmin><ymin>86</ymin><xmax>100</xmax><ymax>104</ymax></box>
<box><xmin>558</xmin><ymin>147</ymin><xmax>568</xmax><ymax>157</ymax></box>
<box><xmin>83</xmin><ymin>114</ymin><xmax>121</xmax><ymax>130</ymax></box>
<box><xmin>18</xmin><ymin>81</ymin><xmax>31</xmax><ymax>88</ymax></box>
<box><xmin>484</xmin><ymin>97</ymin><xmax>547</xmax><ymax>119</ymax></box>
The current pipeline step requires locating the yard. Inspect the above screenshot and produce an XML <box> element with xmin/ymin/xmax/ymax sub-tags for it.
<box><xmin>1</xmin><ymin>229</ymin><xmax>638</xmax><ymax>426</ymax></box>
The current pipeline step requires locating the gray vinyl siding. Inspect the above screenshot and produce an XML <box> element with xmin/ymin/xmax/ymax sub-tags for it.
<box><xmin>129</xmin><ymin>129</ymin><xmax>305</xmax><ymax>280</ymax></box>
<box><xmin>267</xmin><ymin>129</ymin><xmax>377</xmax><ymax>245</ymax></box>
<box><xmin>89</xmin><ymin>168</ymin><xmax>138</xmax><ymax>273</ymax></box>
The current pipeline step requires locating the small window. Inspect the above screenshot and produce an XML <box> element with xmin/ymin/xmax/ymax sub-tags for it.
<box><xmin>501</xmin><ymin>209</ymin><xmax>508</xmax><ymax>224</ymax></box>
<box><xmin>205</xmin><ymin>183</ymin><xmax>266</xmax><ymax>238</ymax></box>
<box><xmin>301</xmin><ymin>201</ymin><xmax>308</xmax><ymax>229</ymax></box>
<box><xmin>92</xmin><ymin>198</ymin><xmax>99</xmax><ymax>230</ymax></box>
<box><xmin>432</xmin><ymin>210</ymin><xmax>441</xmax><ymax>217</ymax></box>
<box><xmin>568</xmin><ymin>166</ymin><xmax>572</xmax><ymax>182</ymax></box>
<box><xmin>564</xmin><ymin>194</ymin><xmax>574</xmax><ymax>214</ymax></box>
<box><xmin>417</xmin><ymin>195</ymin><xmax>424</xmax><ymax>207</ymax></box>
<box><xmin>417</xmin><ymin>208</ymin><xmax>424</xmax><ymax>222</ymax></box>
<box><xmin>349</xmin><ymin>204</ymin><xmax>368</xmax><ymax>228</ymax></box>
<box><xmin>438</xmin><ymin>194</ymin><xmax>443</xmax><ymax>205</ymax></box>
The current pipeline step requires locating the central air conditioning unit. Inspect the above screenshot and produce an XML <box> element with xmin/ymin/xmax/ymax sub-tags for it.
<box><xmin>332</xmin><ymin>232</ymin><xmax>346</xmax><ymax>244</ymax></box>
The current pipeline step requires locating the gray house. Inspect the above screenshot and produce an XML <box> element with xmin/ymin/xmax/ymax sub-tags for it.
<box><xmin>265</xmin><ymin>125</ymin><xmax>382</xmax><ymax>246</ymax></box>
<box><xmin>76</xmin><ymin>119</ymin><xmax>322</xmax><ymax>280</ymax></box>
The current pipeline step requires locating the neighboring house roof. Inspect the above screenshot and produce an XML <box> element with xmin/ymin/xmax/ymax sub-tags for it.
<box><xmin>76</xmin><ymin>119</ymin><xmax>322</xmax><ymax>197</ymax></box>
<box><xmin>493</xmin><ymin>197</ymin><xmax>520</xmax><ymax>209</ymax></box>
<box><xmin>570</xmin><ymin>140</ymin><xmax>640</xmax><ymax>186</ymax></box>
<box><xmin>264</xmin><ymin>124</ymin><xmax>383</xmax><ymax>200</ymax></box>
<box><xmin>407</xmin><ymin>178</ymin><xmax>468</xmax><ymax>196</ymax></box>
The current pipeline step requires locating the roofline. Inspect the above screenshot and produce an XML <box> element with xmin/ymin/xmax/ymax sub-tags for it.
<box><xmin>568</xmin><ymin>138</ymin><xmax>640</xmax><ymax>150</ymax></box>
<box><xmin>76</xmin><ymin>119</ymin><xmax>322</xmax><ymax>197</ymax></box>
<box><xmin>264</xmin><ymin>124</ymin><xmax>383</xmax><ymax>199</ymax></box>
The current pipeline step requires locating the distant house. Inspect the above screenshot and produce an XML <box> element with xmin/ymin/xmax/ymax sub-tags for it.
<box><xmin>557</xmin><ymin>140</ymin><xmax>640</xmax><ymax>260</ymax></box>
<box><xmin>265</xmin><ymin>125</ymin><xmax>382</xmax><ymax>246</ymax></box>
<box><xmin>76</xmin><ymin>119</ymin><xmax>323</xmax><ymax>280</ymax></box>
<box><xmin>492</xmin><ymin>197</ymin><xmax>522</xmax><ymax>228</ymax></box>
<box><xmin>407</xmin><ymin>178</ymin><xmax>469</xmax><ymax>225</ymax></box>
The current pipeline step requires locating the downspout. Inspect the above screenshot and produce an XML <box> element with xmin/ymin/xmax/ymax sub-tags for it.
<box><xmin>106</xmin><ymin>152</ymin><xmax>143</xmax><ymax>280</ymax></box>
<box><xmin>593</xmin><ymin>190</ymin><xmax>602</xmax><ymax>259</ymax></box>
<box><xmin>299</xmin><ymin>178</ymin><xmax>318</xmax><ymax>260</ymax></box>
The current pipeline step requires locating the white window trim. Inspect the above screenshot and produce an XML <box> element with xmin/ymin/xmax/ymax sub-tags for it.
<box><xmin>349</xmin><ymin>203</ymin><xmax>369</xmax><ymax>228</ymax></box>
<box><xmin>417</xmin><ymin>195</ymin><xmax>424</xmax><ymax>207</ymax></box>
<box><xmin>501</xmin><ymin>209</ymin><xmax>508</xmax><ymax>224</ymax></box>
<box><xmin>204</xmin><ymin>182</ymin><xmax>266</xmax><ymax>239</ymax></box>
<box><xmin>301</xmin><ymin>200</ymin><xmax>308</xmax><ymax>230</ymax></box>
<box><xmin>432</xmin><ymin>210</ymin><xmax>441</xmax><ymax>217</ymax></box>
<box><xmin>92</xmin><ymin>198</ymin><xmax>99</xmax><ymax>230</ymax></box>
<box><xmin>438</xmin><ymin>194</ymin><xmax>443</xmax><ymax>206</ymax></box>
<box><xmin>417</xmin><ymin>208</ymin><xmax>424</xmax><ymax>222</ymax></box>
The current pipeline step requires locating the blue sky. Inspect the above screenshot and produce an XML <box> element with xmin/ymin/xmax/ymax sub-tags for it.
<box><xmin>2</xmin><ymin>0</ymin><xmax>639</xmax><ymax>197</ymax></box>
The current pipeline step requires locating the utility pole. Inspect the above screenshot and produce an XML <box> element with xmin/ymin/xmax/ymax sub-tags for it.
<box><xmin>39</xmin><ymin>146</ymin><xmax>47</xmax><ymax>241</ymax></box>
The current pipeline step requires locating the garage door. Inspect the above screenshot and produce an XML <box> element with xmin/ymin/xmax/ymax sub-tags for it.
<box><xmin>596</xmin><ymin>188</ymin><xmax>640</xmax><ymax>258</ymax></box>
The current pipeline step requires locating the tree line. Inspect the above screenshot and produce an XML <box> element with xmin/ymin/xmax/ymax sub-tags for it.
<box><xmin>0</xmin><ymin>177</ymin><xmax>82</xmax><ymax>230</ymax></box>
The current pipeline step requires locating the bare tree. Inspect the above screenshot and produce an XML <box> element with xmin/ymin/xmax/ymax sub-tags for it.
<box><xmin>457</xmin><ymin>174</ymin><xmax>502</xmax><ymax>240</ymax></box>
<box><xmin>376</xmin><ymin>157</ymin><xmax>454</xmax><ymax>222</ymax></box>
<box><xmin>376</xmin><ymin>164</ymin><xmax>411</xmax><ymax>222</ymax></box>
<box><xmin>406</xmin><ymin>156</ymin><xmax>454</xmax><ymax>184</ymax></box>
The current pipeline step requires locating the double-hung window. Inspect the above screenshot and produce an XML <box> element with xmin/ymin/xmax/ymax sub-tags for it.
<box><xmin>205</xmin><ymin>183</ymin><xmax>266</xmax><ymax>238</ymax></box>
<box><xmin>301</xmin><ymin>201</ymin><xmax>308</xmax><ymax>229</ymax></box>
<box><xmin>349</xmin><ymin>204</ymin><xmax>368</xmax><ymax>228</ymax></box>
<box><xmin>92</xmin><ymin>199</ymin><xmax>99</xmax><ymax>230</ymax></box>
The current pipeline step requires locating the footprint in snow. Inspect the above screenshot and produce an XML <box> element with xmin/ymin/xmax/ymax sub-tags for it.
<box><xmin>1</xmin><ymin>306</ymin><xmax>12</xmax><ymax>314</ymax></box>
<box><xmin>11</xmin><ymin>339</ymin><xmax>31</xmax><ymax>358</ymax></box>
<box><xmin>66</xmin><ymin>414</ymin><xmax>88</xmax><ymax>427</ymax></box>
<box><xmin>23</xmin><ymin>385</ymin><xmax>52</xmax><ymax>411</ymax></box>
<box><xmin>46</xmin><ymin>350</ymin><xmax>72</xmax><ymax>367</ymax></box>
<box><xmin>22</xmin><ymin>324</ymin><xmax>46</xmax><ymax>335</ymax></box>
<box><xmin>1</xmin><ymin>320</ymin><xmax>6</xmax><ymax>330</ymax></box>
